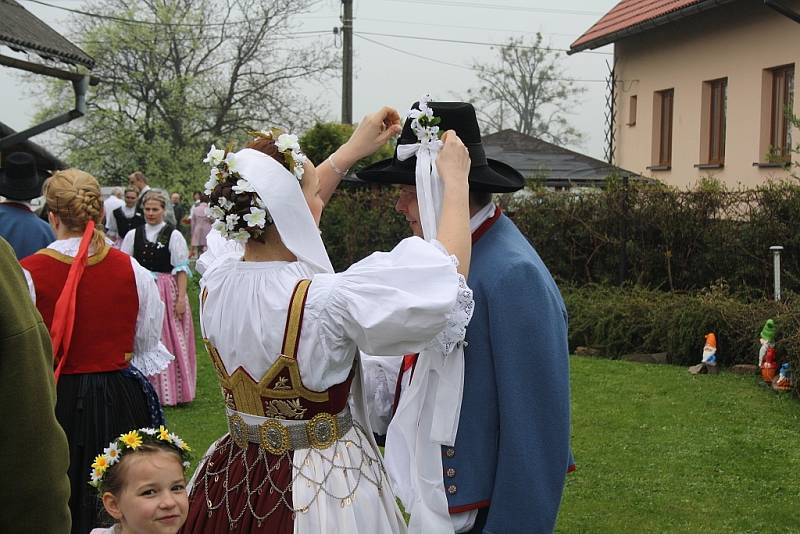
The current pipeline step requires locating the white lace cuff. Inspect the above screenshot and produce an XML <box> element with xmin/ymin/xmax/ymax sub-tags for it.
<box><xmin>132</xmin><ymin>342</ymin><xmax>174</xmax><ymax>376</ymax></box>
<box><xmin>430</xmin><ymin>273</ymin><xmax>473</xmax><ymax>355</ymax></box>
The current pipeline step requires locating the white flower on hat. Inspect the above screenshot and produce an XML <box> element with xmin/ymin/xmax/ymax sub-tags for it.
<box><xmin>212</xmin><ymin>220</ymin><xmax>227</xmax><ymax>234</ymax></box>
<box><xmin>243</xmin><ymin>206</ymin><xmax>268</xmax><ymax>228</ymax></box>
<box><xmin>103</xmin><ymin>443</ymin><xmax>122</xmax><ymax>466</ymax></box>
<box><xmin>232</xmin><ymin>179</ymin><xmax>256</xmax><ymax>194</ymax></box>
<box><xmin>204</xmin><ymin>169</ymin><xmax>219</xmax><ymax>195</ymax></box>
<box><xmin>230</xmin><ymin>229</ymin><xmax>251</xmax><ymax>243</ymax></box>
<box><xmin>276</xmin><ymin>133</ymin><xmax>300</xmax><ymax>153</ymax></box>
<box><xmin>224</xmin><ymin>152</ymin><xmax>237</xmax><ymax>172</ymax></box>
<box><xmin>203</xmin><ymin>145</ymin><xmax>225</xmax><ymax>166</ymax></box>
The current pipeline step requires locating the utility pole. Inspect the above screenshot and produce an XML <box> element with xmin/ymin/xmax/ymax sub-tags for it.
<box><xmin>341</xmin><ymin>0</ymin><xmax>353</xmax><ymax>124</ymax></box>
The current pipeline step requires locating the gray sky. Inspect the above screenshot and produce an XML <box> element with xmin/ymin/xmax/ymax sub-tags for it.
<box><xmin>1</xmin><ymin>0</ymin><xmax>617</xmax><ymax>158</ymax></box>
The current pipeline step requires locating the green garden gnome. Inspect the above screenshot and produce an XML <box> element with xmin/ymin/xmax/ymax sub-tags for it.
<box><xmin>758</xmin><ymin>319</ymin><xmax>778</xmax><ymax>383</ymax></box>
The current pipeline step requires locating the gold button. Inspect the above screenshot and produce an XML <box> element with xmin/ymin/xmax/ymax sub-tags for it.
<box><xmin>446</xmin><ymin>468</ymin><xmax>456</xmax><ymax>478</ymax></box>
<box><xmin>445</xmin><ymin>448</ymin><xmax>455</xmax><ymax>458</ymax></box>
<box><xmin>447</xmin><ymin>484</ymin><xmax>457</xmax><ymax>495</ymax></box>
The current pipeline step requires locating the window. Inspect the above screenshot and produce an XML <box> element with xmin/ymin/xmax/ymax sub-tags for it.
<box><xmin>628</xmin><ymin>95</ymin><xmax>637</xmax><ymax>126</ymax></box>
<box><xmin>701</xmin><ymin>78</ymin><xmax>727</xmax><ymax>165</ymax></box>
<box><xmin>769</xmin><ymin>65</ymin><xmax>794</xmax><ymax>163</ymax></box>
<box><xmin>652</xmin><ymin>89</ymin><xmax>674</xmax><ymax>168</ymax></box>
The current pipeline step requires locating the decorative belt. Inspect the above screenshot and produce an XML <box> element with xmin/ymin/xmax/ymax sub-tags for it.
<box><xmin>227</xmin><ymin>408</ymin><xmax>353</xmax><ymax>456</ymax></box>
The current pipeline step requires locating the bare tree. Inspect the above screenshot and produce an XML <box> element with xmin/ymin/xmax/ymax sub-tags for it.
<box><xmin>467</xmin><ymin>34</ymin><xmax>585</xmax><ymax>146</ymax></box>
<box><xmin>36</xmin><ymin>0</ymin><xmax>336</xmax><ymax>190</ymax></box>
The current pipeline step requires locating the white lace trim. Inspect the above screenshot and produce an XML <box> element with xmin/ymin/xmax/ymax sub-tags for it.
<box><xmin>132</xmin><ymin>342</ymin><xmax>174</xmax><ymax>376</ymax></box>
<box><xmin>430</xmin><ymin>273</ymin><xmax>473</xmax><ymax>355</ymax></box>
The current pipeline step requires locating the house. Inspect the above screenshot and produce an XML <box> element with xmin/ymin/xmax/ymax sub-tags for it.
<box><xmin>481</xmin><ymin>129</ymin><xmax>640</xmax><ymax>190</ymax></box>
<box><xmin>0</xmin><ymin>0</ymin><xmax>95</xmax><ymax>151</ymax></box>
<box><xmin>570</xmin><ymin>0</ymin><xmax>800</xmax><ymax>188</ymax></box>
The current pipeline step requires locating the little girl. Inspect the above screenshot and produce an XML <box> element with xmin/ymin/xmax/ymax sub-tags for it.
<box><xmin>88</xmin><ymin>427</ymin><xmax>192</xmax><ymax>534</ymax></box>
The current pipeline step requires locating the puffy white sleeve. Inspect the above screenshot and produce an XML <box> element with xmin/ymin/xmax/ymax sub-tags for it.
<box><xmin>315</xmin><ymin>236</ymin><xmax>472</xmax><ymax>357</ymax></box>
<box><xmin>168</xmin><ymin>230</ymin><xmax>191</xmax><ymax>276</ymax></box>
<box><xmin>120</xmin><ymin>229</ymin><xmax>136</xmax><ymax>256</ymax></box>
<box><xmin>106</xmin><ymin>209</ymin><xmax>119</xmax><ymax>239</ymax></box>
<box><xmin>130</xmin><ymin>257</ymin><xmax>174</xmax><ymax>375</ymax></box>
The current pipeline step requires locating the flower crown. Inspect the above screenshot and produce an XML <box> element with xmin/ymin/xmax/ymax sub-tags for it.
<box><xmin>88</xmin><ymin>427</ymin><xmax>192</xmax><ymax>489</ymax></box>
<box><xmin>407</xmin><ymin>94</ymin><xmax>441</xmax><ymax>143</ymax></box>
<box><xmin>202</xmin><ymin>128</ymin><xmax>307</xmax><ymax>243</ymax></box>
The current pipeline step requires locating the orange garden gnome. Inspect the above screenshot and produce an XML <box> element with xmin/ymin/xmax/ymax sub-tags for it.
<box><xmin>689</xmin><ymin>333</ymin><xmax>718</xmax><ymax>374</ymax></box>
<box><xmin>759</xmin><ymin>319</ymin><xmax>778</xmax><ymax>383</ymax></box>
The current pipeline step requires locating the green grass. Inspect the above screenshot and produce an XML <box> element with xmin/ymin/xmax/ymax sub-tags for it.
<box><xmin>558</xmin><ymin>357</ymin><xmax>800</xmax><ymax>533</ymax></box>
<box><xmin>167</xmin><ymin>282</ymin><xmax>800</xmax><ymax>532</ymax></box>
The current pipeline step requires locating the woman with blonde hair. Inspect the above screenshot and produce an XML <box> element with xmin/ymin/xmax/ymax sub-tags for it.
<box><xmin>20</xmin><ymin>168</ymin><xmax>172</xmax><ymax>534</ymax></box>
<box><xmin>121</xmin><ymin>189</ymin><xmax>196</xmax><ymax>406</ymax></box>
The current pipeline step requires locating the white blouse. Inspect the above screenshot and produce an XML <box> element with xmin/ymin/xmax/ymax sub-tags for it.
<box><xmin>200</xmin><ymin>236</ymin><xmax>468</xmax><ymax>392</ymax></box>
<box><xmin>120</xmin><ymin>222</ymin><xmax>190</xmax><ymax>274</ymax></box>
<box><xmin>22</xmin><ymin>238</ymin><xmax>174</xmax><ymax>376</ymax></box>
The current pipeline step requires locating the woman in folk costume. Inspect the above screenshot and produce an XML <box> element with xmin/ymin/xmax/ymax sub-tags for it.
<box><xmin>19</xmin><ymin>169</ymin><xmax>173</xmax><ymax>534</ymax></box>
<box><xmin>183</xmin><ymin>108</ymin><xmax>473</xmax><ymax>533</ymax></box>
<box><xmin>121</xmin><ymin>189</ymin><xmax>196</xmax><ymax>406</ymax></box>
<box><xmin>189</xmin><ymin>190</ymin><xmax>212</xmax><ymax>258</ymax></box>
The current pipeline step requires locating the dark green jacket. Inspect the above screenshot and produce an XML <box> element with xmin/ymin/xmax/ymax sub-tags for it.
<box><xmin>0</xmin><ymin>237</ymin><xmax>71</xmax><ymax>532</ymax></box>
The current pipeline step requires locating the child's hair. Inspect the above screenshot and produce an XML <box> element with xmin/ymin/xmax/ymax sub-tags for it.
<box><xmin>89</xmin><ymin>427</ymin><xmax>191</xmax><ymax>495</ymax></box>
<box><xmin>101</xmin><ymin>441</ymin><xmax>186</xmax><ymax>497</ymax></box>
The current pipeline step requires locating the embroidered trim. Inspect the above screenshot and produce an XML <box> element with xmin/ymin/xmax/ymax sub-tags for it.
<box><xmin>35</xmin><ymin>245</ymin><xmax>110</xmax><ymax>266</ymax></box>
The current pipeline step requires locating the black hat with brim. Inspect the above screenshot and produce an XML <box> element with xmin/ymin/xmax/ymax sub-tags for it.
<box><xmin>0</xmin><ymin>152</ymin><xmax>45</xmax><ymax>200</ymax></box>
<box><xmin>356</xmin><ymin>101</ymin><xmax>524</xmax><ymax>193</ymax></box>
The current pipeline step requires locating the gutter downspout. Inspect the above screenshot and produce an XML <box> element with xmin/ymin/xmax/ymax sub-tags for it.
<box><xmin>764</xmin><ymin>0</ymin><xmax>800</xmax><ymax>23</ymax></box>
<box><xmin>0</xmin><ymin>74</ymin><xmax>89</xmax><ymax>149</ymax></box>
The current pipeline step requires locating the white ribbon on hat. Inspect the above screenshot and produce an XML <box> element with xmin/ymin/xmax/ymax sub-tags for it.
<box><xmin>388</xmin><ymin>136</ymin><xmax>467</xmax><ymax>534</ymax></box>
<box><xmin>396</xmin><ymin>138</ymin><xmax>444</xmax><ymax>241</ymax></box>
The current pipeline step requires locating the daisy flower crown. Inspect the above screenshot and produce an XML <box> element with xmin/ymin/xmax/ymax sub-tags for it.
<box><xmin>88</xmin><ymin>426</ymin><xmax>192</xmax><ymax>490</ymax></box>
<box><xmin>203</xmin><ymin>128</ymin><xmax>307</xmax><ymax>243</ymax></box>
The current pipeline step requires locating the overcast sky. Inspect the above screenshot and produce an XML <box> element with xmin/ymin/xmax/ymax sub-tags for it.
<box><xmin>1</xmin><ymin>0</ymin><xmax>617</xmax><ymax>158</ymax></box>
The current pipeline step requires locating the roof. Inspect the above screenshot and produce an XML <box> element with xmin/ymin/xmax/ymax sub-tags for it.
<box><xmin>0</xmin><ymin>120</ymin><xmax>67</xmax><ymax>178</ymax></box>
<box><xmin>0</xmin><ymin>0</ymin><xmax>94</xmax><ymax>68</ymax></box>
<box><xmin>570</xmin><ymin>0</ymin><xmax>735</xmax><ymax>53</ymax></box>
<box><xmin>481</xmin><ymin>129</ymin><xmax>640</xmax><ymax>187</ymax></box>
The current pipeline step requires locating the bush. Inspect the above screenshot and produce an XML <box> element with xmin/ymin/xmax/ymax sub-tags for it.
<box><xmin>563</xmin><ymin>284</ymin><xmax>800</xmax><ymax>390</ymax></box>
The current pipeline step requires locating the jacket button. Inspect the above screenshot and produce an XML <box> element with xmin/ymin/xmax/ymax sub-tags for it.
<box><xmin>446</xmin><ymin>468</ymin><xmax>456</xmax><ymax>478</ymax></box>
<box><xmin>447</xmin><ymin>484</ymin><xmax>457</xmax><ymax>495</ymax></box>
<box><xmin>445</xmin><ymin>448</ymin><xmax>455</xmax><ymax>458</ymax></box>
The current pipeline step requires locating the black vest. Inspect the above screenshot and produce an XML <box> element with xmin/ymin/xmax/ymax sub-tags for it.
<box><xmin>113</xmin><ymin>206</ymin><xmax>144</xmax><ymax>238</ymax></box>
<box><xmin>133</xmin><ymin>224</ymin><xmax>174</xmax><ymax>273</ymax></box>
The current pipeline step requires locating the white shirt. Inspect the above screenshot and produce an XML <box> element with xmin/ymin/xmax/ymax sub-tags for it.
<box><xmin>103</xmin><ymin>195</ymin><xmax>124</xmax><ymax>236</ymax></box>
<box><xmin>22</xmin><ymin>238</ymin><xmax>174</xmax><ymax>375</ymax></box>
<box><xmin>120</xmin><ymin>222</ymin><xmax>189</xmax><ymax>271</ymax></box>
<box><xmin>198</xmin><ymin>236</ymin><xmax>471</xmax><ymax>533</ymax></box>
<box><xmin>105</xmin><ymin>204</ymin><xmax>136</xmax><ymax>239</ymax></box>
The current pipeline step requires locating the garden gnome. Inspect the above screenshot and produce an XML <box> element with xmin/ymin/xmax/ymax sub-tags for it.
<box><xmin>759</xmin><ymin>319</ymin><xmax>778</xmax><ymax>383</ymax></box>
<box><xmin>773</xmin><ymin>362</ymin><xmax>792</xmax><ymax>391</ymax></box>
<box><xmin>689</xmin><ymin>333</ymin><xmax>719</xmax><ymax>374</ymax></box>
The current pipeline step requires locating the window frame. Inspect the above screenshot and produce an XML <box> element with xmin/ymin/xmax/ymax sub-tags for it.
<box><xmin>769</xmin><ymin>64</ymin><xmax>794</xmax><ymax>163</ymax></box>
<box><xmin>707</xmin><ymin>78</ymin><xmax>727</xmax><ymax>166</ymax></box>
<box><xmin>657</xmin><ymin>89</ymin><xmax>674</xmax><ymax>167</ymax></box>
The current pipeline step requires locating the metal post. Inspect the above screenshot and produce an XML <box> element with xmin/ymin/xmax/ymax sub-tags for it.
<box><xmin>770</xmin><ymin>245</ymin><xmax>784</xmax><ymax>301</ymax></box>
<box><xmin>341</xmin><ymin>0</ymin><xmax>353</xmax><ymax>124</ymax></box>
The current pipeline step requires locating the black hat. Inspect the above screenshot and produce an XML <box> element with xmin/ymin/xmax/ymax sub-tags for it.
<box><xmin>0</xmin><ymin>152</ymin><xmax>45</xmax><ymax>201</ymax></box>
<box><xmin>356</xmin><ymin>101</ymin><xmax>524</xmax><ymax>193</ymax></box>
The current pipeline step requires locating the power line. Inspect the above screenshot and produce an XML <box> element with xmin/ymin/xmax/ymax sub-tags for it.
<box><xmin>355</xmin><ymin>34</ymin><xmax>609</xmax><ymax>82</ymax></box>
<box><xmin>383</xmin><ymin>0</ymin><xmax>603</xmax><ymax>16</ymax></box>
<box><xmin>73</xmin><ymin>30</ymin><xmax>332</xmax><ymax>47</ymax></box>
<box><xmin>21</xmin><ymin>0</ymin><xmax>294</xmax><ymax>27</ymax></box>
<box><xmin>356</xmin><ymin>17</ymin><xmax>581</xmax><ymax>39</ymax></box>
<box><xmin>354</xmin><ymin>31</ymin><xmax>612</xmax><ymax>56</ymax></box>
<box><xmin>354</xmin><ymin>33</ymin><xmax>473</xmax><ymax>71</ymax></box>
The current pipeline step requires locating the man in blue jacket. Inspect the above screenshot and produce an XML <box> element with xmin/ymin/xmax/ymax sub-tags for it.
<box><xmin>358</xmin><ymin>101</ymin><xmax>573</xmax><ymax>533</ymax></box>
<box><xmin>0</xmin><ymin>152</ymin><xmax>55</xmax><ymax>259</ymax></box>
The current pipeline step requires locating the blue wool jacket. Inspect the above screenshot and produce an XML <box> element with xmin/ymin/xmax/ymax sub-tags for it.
<box><xmin>0</xmin><ymin>203</ymin><xmax>54</xmax><ymax>259</ymax></box>
<box><xmin>443</xmin><ymin>213</ymin><xmax>571</xmax><ymax>534</ymax></box>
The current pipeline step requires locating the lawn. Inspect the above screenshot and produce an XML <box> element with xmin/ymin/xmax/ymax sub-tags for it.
<box><xmin>167</xmin><ymin>282</ymin><xmax>800</xmax><ymax>532</ymax></box>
